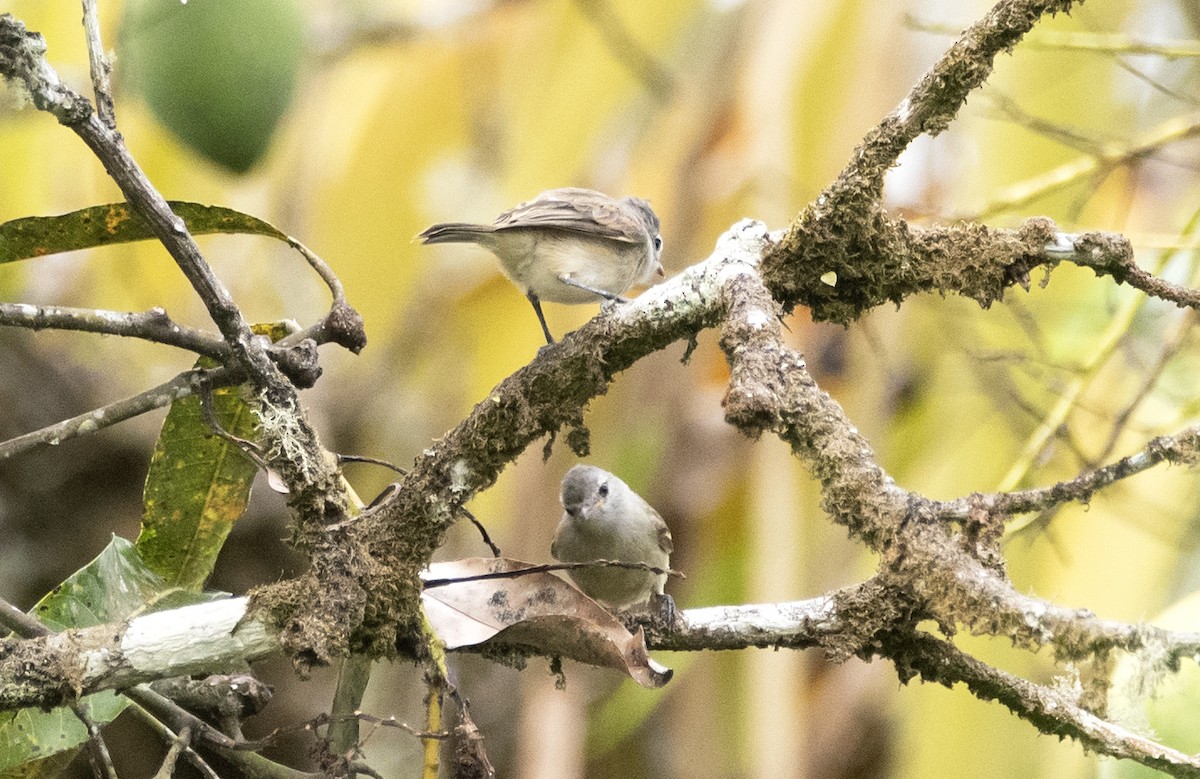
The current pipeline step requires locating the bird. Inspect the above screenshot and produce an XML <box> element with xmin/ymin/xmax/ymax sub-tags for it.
<box><xmin>417</xmin><ymin>187</ymin><xmax>664</xmax><ymax>343</ymax></box>
<box><xmin>551</xmin><ymin>464</ymin><xmax>673</xmax><ymax>612</ymax></box>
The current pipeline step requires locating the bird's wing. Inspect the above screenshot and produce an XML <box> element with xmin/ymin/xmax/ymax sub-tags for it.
<box><xmin>550</xmin><ymin>517</ymin><xmax>566</xmax><ymax>561</ymax></box>
<box><xmin>493</xmin><ymin>188</ymin><xmax>645</xmax><ymax>244</ymax></box>
<box><xmin>655</xmin><ymin>511</ymin><xmax>674</xmax><ymax>556</ymax></box>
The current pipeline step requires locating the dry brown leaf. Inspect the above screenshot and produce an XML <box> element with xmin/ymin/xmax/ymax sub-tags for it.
<box><xmin>421</xmin><ymin>557</ymin><xmax>672</xmax><ymax>688</ymax></box>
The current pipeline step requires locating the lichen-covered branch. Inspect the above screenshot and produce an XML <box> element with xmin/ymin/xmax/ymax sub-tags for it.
<box><xmin>5</xmin><ymin>3</ymin><xmax>1200</xmax><ymax>776</ymax></box>
<box><xmin>763</xmin><ymin>0</ymin><xmax>1079</xmax><ymax>314</ymax></box>
<box><xmin>880</xmin><ymin>630</ymin><xmax>1200</xmax><ymax>778</ymax></box>
<box><xmin>1062</xmin><ymin>231</ymin><xmax>1200</xmax><ymax>310</ymax></box>
<box><xmin>339</xmin><ymin>220</ymin><xmax>772</xmax><ymax>656</ymax></box>
<box><xmin>936</xmin><ymin>426</ymin><xmax>1200</xmax><ymax>519</ymax></box>
<box><xmin>0</xmin><ymin>597</ymin><xmax>275</xmax><ymax>711</ymax></box>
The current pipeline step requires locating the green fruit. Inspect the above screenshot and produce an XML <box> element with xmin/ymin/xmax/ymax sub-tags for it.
<box><xmin>119</xmin><ymin>0</ymin><xmax>305</xmax><ymax>173</ymax></box>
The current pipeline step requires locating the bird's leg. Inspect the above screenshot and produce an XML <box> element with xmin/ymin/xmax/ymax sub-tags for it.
<box><xmin>526</xmin><ymin>291</ymin><xmax>555</xmax><ymax>344</ymax></box>
<box><xmin>557</xmin><ymin>274</ymin><xmax>628</xmax><ymax>304</ymax></box>
<box><xmin>651</xmin><ymin>592</ymin><xmax>677</xmax><ymax>630</ymax></box>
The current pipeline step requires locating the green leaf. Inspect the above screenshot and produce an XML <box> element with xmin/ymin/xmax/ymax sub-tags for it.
<box><xmin>136</xmin><ymin>380</ymin><xmax>259</xmax><ymax>591</ymax></box>
<box><xmin>0</xmin><ymin>201</ymin><xmax>289</xmax><ymax>264</ymax></box>
<box><xmin>0</xmin><ymin>537</ymin><xmax>212</xmax><ymax>772</ymax></box>
<box><xmin>118</xmin><ymin>0</ymin><xmax>306</xmax><ymax>172</ymax></box>
<box><xmin>0</xmin><ymin>693</ymin><xmax>125</xmax><ymax>773</ymax></box>
<box><xmin>0</xmin><ymin>745</ymin><xmax>80</xmax><ymax>778</ymax></box>
<box><xmin>31</xmin><ymin>536</ymin><xmax>173</xmax><ymax>631</ymax></box>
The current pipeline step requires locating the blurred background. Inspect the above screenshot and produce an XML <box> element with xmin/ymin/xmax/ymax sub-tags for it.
<box><xmin>2</xmin><ymin>0</ymin><xmax>1200</xmax><ymax>776</ymax></box>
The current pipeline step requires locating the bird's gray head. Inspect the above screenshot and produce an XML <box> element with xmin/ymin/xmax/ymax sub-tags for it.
<box><xmin>622</xmin><ymin>196</ymin><xmax>663</xmax><ymax>263</ymax></box>
<box><xmin>561</xmin><ymin>464</ymin><xmax>614</xmax><ymax>519</ymax></box>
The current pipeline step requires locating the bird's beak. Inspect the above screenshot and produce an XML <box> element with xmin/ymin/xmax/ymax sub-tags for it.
<box><xmin>655</xmin><ymin>262</ymin><xmax>665</xmax><ymax>277</ymax></box>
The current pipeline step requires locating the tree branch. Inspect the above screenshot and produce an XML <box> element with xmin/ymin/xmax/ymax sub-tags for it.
<box><xmin>0</xmin><ymin>303</ymin><xmax>230</xmax><ymax>359</ymax></box>
<box><xmin>0</xmin><ymin>18</ymin><xmax>278</xmax><ymax>382</ymax></box>
<box><xmin>1</xmin><ymin>12</ymin><xmax>360</xmax><ymax>668</ymax></box>
<box><xmin>763</xmin><ymin>0</ymin><xmax>1079</xmax><ymax>313</ymax></box>
<box><xmin>881</xmin><ymin>629</ymin><xmax>1200</xmax><ymax>777</ymax></box>
<box><xmin>0</xmin><ymin>597</ymin><xmax>276</xmax><ymax>711</ymax></box>
<box><xmin>1058</xmin><ymin>230</ymin><xmax>1200</xmax><ymax>310</ymax></box>
<box><xmin>936</xmin><ymin>425</ymin><xmax>1200</xmax><ymax>519</ymax></box>
<box><xmin>79</xmin><ymin>0</ymin><xmax>114</xmax><ymax>127</ymax></box>
<box><xmin>0</xmin><ymin>367</ymin><xmax>234</xmax><ymax>461</ymax></box>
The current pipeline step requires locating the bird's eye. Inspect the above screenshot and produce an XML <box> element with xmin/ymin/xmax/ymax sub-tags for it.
<box><xmin>597</xmin><ymin>482</ymin><xmax>609</xmax><ymax>498</ymax></box>
<box><xmin>653</xmin><ymin>236</ymin><xmax>663</xmax><ymax>252</ymax></box>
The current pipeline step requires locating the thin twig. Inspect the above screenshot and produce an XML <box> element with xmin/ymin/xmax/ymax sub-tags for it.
<box><xmin>79</xmin><ymin>0</ymin><xmax>114</xmax><ymax>127</ymax></box>
<box><xmin>275</xmin><ymin>239</ymin><xmax>367</xmax><ymax>355</ymax></box>
<box><xmin>340</xmin><ymin>457</ymin><xmax>502</xmax><ymax>555</ymax></box>
<box><xmin>0</xmin><ymin>15</ymin><xmax>277</xmax><ymax>384</ymax></box>
<box><xmin>1061</xmin><ymin>237</ymin><xmax>1200</xmax><ymax>309</ymax></box>
<box><xmin>150</xmin><ymin>725</ymin><xmax>192</xmax><ymax>779</ymax></box>
<box><xmin>338</xmin><ymin>454</ymin><xmax>406</xmax><ymax>474</ymax></box>
<box><xmin>1097</xmin><ymin>311</ymin><xmax>1196</xmax><ymax>465</ymax></box>
<box><xmin>0</xmin><ymin>367</ymin><xmax>236</xmax><ymax>462</ymax></box>
<box><xmin>0</xmin><ymin>302</ymin><xmax>229</xmax><ymax>359</ymax></box>
<box><xmin>0</xmin><ymin>593</ymin><xmax>50</xmax><ymax>637</ymax></box>
<box><xmin>420</xmin><ymin>559</ymin><xmax>685</xmax><ymax>589</ymax></box>
<box><xmin>880</xmin><ymin>630</ymin><xmax>1200</xmax><ymax>777</ymax></box>
<box><xmin>197</xmin><ymin>379</ymin><xmax>270</xmax><ymax>469</ymax></box>
<box><xmin>288</xmin><ymin>238</ymin><xmax>345</xmax><ymax>304</ymax></box>
<box><xmin>459</xmin><ymin>507</ymin><xmax>502</xmax><ymax>557</ymax></box>
<box><xmin>937</xmin><ymin>425</ymin><xmax>1200</xmax><ymax>519</ymax></box>
<box><xmin>73</xmin><ymin>700</ymin><xmax>117</xmax><ymax>779</ymax></box>
<box><xmin>129</xmin><ymin>708</ymin><xmax>222</xmax><ymax>779</ymax></box>
<box><xmin>127</xmin><ymin>686</ymin><xmax>256</xmax><ymax>752</ymax></box>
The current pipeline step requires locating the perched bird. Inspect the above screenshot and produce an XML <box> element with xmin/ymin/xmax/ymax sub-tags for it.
<box><xmin>417</xmin><ymin>187</ymin><xmax>664</xmax><ymax>343</ymax></box>
<box><xmin>551</xmin><ymin>464</ymin><xmax>673</xmax><ymax>611</ymax></box>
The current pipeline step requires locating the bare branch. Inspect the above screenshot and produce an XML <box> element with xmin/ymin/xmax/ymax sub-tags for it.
<box><xmin>0</xmin><ymin>593</ymin><xmax>51</xmax><ymax>637</ymax></box>
<box><xmin>75</xmin><ymin>701</ymin><xmax>117</xmax><ymax>779</ymax></box>
<box><xmin>937</xmin><ymin>426</ymin><xmax>1200</xmax><ymax>519</ymax></box>
<box><xmin>0</xmin><ymin>367</ymin><xmax>234</xmax><ymax>462</ymax></box>
<box><xmin>0</xmin><ymin>302</ymin><xmax>229</xmax><ymax>359</ymax></box>
<box><xmin>149</xmin><ymin>725</ymin><xmax>192</xmax><ymax>779</ymax></box>
<box><xmin>79</xmin><ymin>0</ymin><xmax>114</xmax><ymax>127</ymax></box>
<box><xmin>0</xmin><ymin>14</ymin><xmax>275</xmax><ymax>384</ymax></box>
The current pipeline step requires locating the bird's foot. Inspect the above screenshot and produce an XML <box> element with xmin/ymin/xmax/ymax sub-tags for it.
<box><xmin>650</xmin><ymin>593</ymin><xmax>678</xmax><ymax>631</ymax></box>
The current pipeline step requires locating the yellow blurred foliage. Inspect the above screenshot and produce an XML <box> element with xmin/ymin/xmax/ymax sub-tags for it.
<box><xmin>3</xmin><ymin>0</ymin><xmax>1200</xmax><ymax>776</ymax></box>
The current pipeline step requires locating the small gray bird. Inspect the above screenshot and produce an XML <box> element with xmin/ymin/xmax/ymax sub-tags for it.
<box><xmin>418</xmin><ymin>188</ymin><xmax>664</xmax><ymax>344</ymax></box>
<box><xmin>551</xmin><ymin>464</ymin><xmax>673</xmax><ymax>611</ymax></box>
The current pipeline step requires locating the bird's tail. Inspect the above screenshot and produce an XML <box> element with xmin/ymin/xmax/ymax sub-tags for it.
<box><xmin>416</xmin><ymin>223</ymin><xmax>495</xmax><ymax>244</ymax></box>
